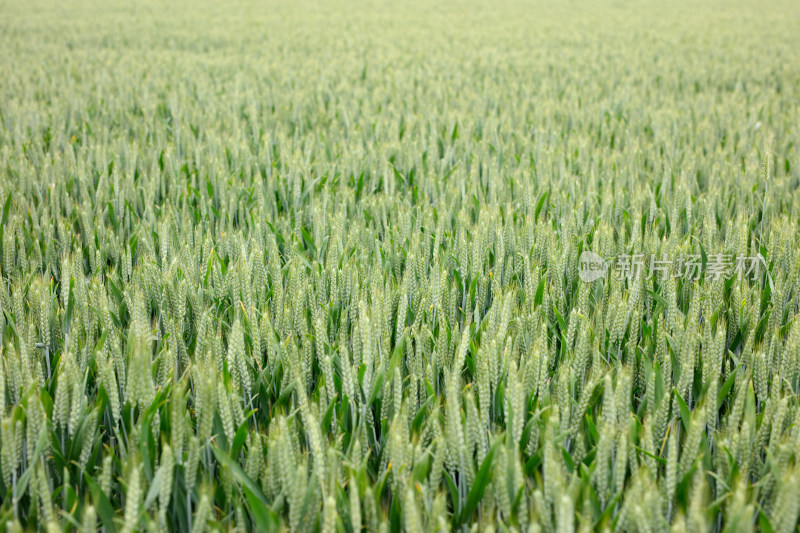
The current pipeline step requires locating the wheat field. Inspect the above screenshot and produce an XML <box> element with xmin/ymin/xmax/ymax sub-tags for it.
<box><xmin>1</xmin><ymin>0</ymin><xmax>800</xmax><ymax>531</ymax></box>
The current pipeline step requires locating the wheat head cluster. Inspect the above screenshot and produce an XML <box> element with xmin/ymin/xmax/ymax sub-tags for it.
<box><xmin>1</xmin><ymin>0</ymin><xmax>800</xmax><ymax>531</ymax></box>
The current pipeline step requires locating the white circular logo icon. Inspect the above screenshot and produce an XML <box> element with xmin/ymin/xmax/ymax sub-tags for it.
<box><xmin>579</xmin><ymin>251</ymin><xmax>608</xmax><ymax>282</ymax></box>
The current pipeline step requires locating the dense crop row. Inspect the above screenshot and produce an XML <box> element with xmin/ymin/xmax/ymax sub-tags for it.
<box><xmin>1</xmin><ymin>0</ymin><xmax>800</xmax><ymax>531</ymax></box>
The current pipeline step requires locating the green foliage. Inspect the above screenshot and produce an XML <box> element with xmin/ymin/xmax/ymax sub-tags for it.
<box><xmin>1</xmin><ymin>0</ymin><xmax>800</xmax><ymax>531</ymax></box>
